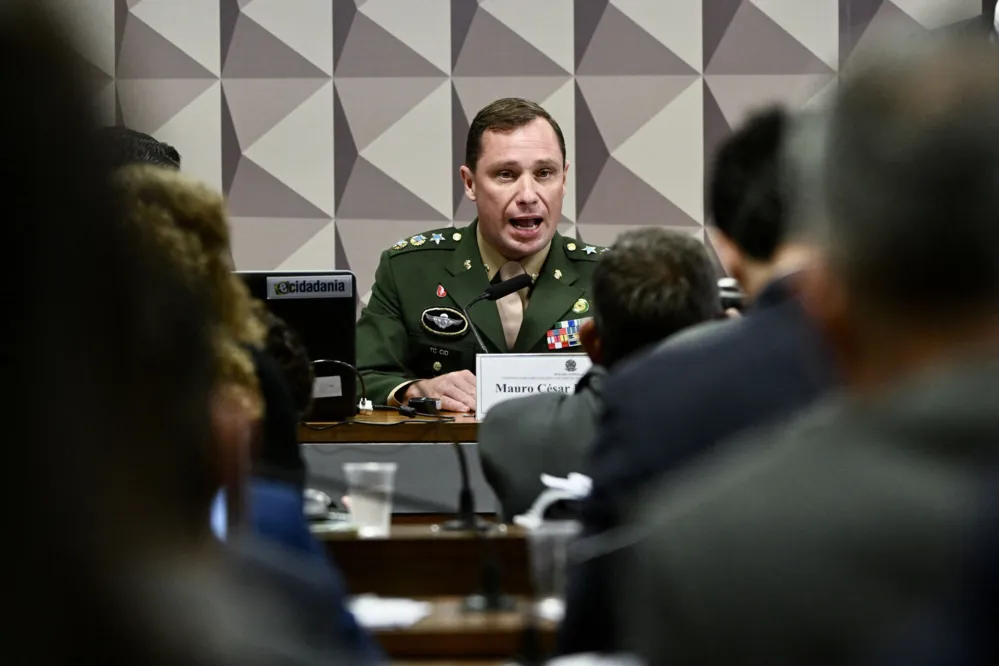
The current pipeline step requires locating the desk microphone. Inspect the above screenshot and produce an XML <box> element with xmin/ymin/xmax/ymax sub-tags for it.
<box><xmin>461</xmin><ymin>273</ymin><xmax>535</xmax><ymax>353</ymax></box>
<box><xmin>444</xmin><ymin>272</ymin><xmax>535</xmax><ymax>533</ymax></box>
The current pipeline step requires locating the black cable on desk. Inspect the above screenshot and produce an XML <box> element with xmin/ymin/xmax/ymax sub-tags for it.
<box><xmin>311</xmin><ymin>358</ymin><xmax>366</xmax><ymax>407</ymax></box>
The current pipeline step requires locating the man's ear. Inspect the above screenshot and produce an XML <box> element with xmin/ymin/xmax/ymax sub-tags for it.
<box><xmin>459</xmin><ymin>165</ymin><xmax>476</xmax><ymax>202</ymax></box>
<box><xmin>579</xmin><ymin>318</ymin><xmax>603</xmax><ymax>366</ymax></box>
<box><xmin>797</xmin><ymin>259</ymin><xmax>855</xmax><ymax>373</ymax></box>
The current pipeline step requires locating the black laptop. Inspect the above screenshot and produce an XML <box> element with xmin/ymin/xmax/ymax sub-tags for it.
<box><xmin>237</xmin><ymin>270</ymin><xmax>358</xmax><ymax>421</ymax></box>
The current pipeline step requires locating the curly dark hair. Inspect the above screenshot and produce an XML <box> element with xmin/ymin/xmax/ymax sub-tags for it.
<box><xmin>98</xmin><ymin>126</ymin><xmax>181</xmax><ymax>170</ymax></box>
<box><xmin>251</xmin><ymin>300</ymin><xmax>315</xmax><ymax>420</ymax></box>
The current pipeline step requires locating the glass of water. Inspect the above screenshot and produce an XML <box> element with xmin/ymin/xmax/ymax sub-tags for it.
<box><xmin>343</xmin><ymin>462</ymin><xmax>397</xmax><ymax>538</ymax></box>
<box><xmin>526</xmin><ymin>519</ymin><xmax>582</xmax><ymax>621</ymax></box>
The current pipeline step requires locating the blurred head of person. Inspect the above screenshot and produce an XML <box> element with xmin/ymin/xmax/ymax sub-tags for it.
<box><xmin>582</xmin><ymin>227</ymin><xmax>720</xmax><ymax>369</ymax></box>
<box><xmin>794</xmin><ymin>35</ymin><xmax>999</xmax><ymax>391</ymax></box>
<box><xmin>707</xmin><ymin>105</ymin><xmax>816</xmax><ymax>301</ymax></box>
<box><xmin>251</xmin><ymin>299</ymin><xmax>314</xmax><ymax>421</ymax></box>
<box><xmin>4</xmin><ymin>1</ymin><xmax>251</xmax><ymax>662</ymax></box>
<box><xmin>113</xmin><ymin>165</ymin><xmax>266</xmax><ymax>419</ymax></box>
<box><xmin>98</xmin><ymin>125</ymin><xmax>181</xmax><ymax>170</ymax></box>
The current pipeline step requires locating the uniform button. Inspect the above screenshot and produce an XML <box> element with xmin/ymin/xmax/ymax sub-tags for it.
<box><xmin>433</xmin><ymin>361</ymin><xmax>442</xmax><ymax>372</ymax></box>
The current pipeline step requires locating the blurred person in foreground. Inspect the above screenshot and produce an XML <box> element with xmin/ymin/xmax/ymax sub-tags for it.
<box><xmin>558</xmin><ymin>105</ymin><xmax>836</xmax><ymax>655</ymax></box>
<box><xmin>5</xmin><ymin>2</ymin><xmax>360</xmax><ymax>664</ymax></box>
<box><xmin>617</xmin><ymin>35</ymin><xmax>999</xmax><ymax>666</ymax></box>
<box><xmin>478</xmin><ymin>228</ymin><xmax>719</xmax><ymax>520</ymax></box>
<box><xmin>114</xmin><ymin>164</ymin><xmax>379</xmax><ymax>661</ymax></box>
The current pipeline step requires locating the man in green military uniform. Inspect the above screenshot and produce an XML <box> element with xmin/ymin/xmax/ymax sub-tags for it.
<box><xmin>356</xmin><ymin>97</ymin><xmax>606</xmax><ymax>412</ymax></box>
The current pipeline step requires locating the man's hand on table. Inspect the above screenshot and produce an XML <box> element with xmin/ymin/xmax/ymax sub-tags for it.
<box><xmin>404</xmin><ymin>370</ymin><xmax>477</xmax><ymax>413</ymax></box>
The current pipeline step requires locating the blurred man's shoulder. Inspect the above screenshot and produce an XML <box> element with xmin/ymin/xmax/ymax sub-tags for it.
<box><xmin>657</xmin><ymin>318</ymin><xmax>737</xmax><ymax>351</ymax></box>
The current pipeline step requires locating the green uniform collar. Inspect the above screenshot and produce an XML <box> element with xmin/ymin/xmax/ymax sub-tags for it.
<box><xmin>444</xmin><ymin>219</ymin><xmax>585</xmax><ymax>352</ymax></box>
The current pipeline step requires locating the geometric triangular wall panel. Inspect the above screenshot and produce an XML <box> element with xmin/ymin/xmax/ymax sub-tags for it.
<box><xmin>58</xmin><ymin>0</ymin><xmax>981</xmax><ymax>301</ymax></box>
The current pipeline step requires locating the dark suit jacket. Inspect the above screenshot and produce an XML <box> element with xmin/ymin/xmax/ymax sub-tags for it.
<box><xmin>861</xmin><ymin>471</ymin><xmax>999</xmax><ymax>666</ymax></box>
<box><xmin>619</xmin><ymin>356</ymin><xmax>999</xmax><ymax>666</ymax></box>
<box><xmin>478</xmin><ymin>366</ymin><xmax>606</xmax><ymax>520</ymax></box>
<box><xmin>558</xmin><ymin>276</ymin><xmax>835</xmax><ymax>655</ymax></box>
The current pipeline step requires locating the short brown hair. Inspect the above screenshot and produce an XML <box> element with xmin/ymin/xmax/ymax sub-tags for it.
<box><xmin>593</xmin><ymin>228</ymin><xmax>719</xmax><ymax>367</ymax></box>
<box><xmin>464</xmin><ymin>97</ymin><xmax>566</xmax><ymax>171</ymax></box>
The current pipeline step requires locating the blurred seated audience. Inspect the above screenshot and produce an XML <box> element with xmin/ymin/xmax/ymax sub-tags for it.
<box><xmin>478</xmin><ymin>227</ymin><xmax>719</xmax><ymax>520</ymax></box>
<box><xmin>559</xmin><ymin>104</ymin><xmax>836</xmax><ymax>655</ymax></box>
<box><xmin>113</xmin><ymin>164</ymin><xmax>380</xmax><ymax>662</ymax></box>
<box><xmin>617</xmin><ymin>35</ymin><xmax>999</xmax><ymax>666</ymax></box>
<box><xmin>6</xmin><ymin>1</ymin><xmax>367</xmax><ymax>663</ymax></box>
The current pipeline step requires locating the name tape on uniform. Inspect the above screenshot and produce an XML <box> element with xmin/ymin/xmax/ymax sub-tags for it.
<box><xmin>266</xmin><ymin>275</ymin><xmax>352</xmax><ymax>300</ymax></box>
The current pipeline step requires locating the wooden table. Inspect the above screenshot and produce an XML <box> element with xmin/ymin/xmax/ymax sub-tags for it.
<box><xmin>317</xmin><ymin>524</ymin><xmax>532</xmax><ymax>597</ymax></box>
<box><xmin>299</xmin><ymin>410</ymin><xmax>478</xmax><ymax>444</ymax></box>
<box><xmin>377</xmin><ymin>597</ymin><xmax>556</xmax><ymax>659</ymax></box>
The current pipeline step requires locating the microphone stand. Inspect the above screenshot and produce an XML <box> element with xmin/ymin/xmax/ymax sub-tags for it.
<box><xmin>462</xmin><ymin>526</ymin><xmax>516</xmax><ymax>613</ymax></box>
<box><xmin>460</xmin><ymin>294</ymin><xmax>489</xmax><ymax>355</ymax></box>
<box><xmin>513</xmin><ymin>601</ymin><xmax>546</xmax><ymax>666</ymax></box>
<box><xmin>439</xmin><ymin>439</ymin><xmax>492</xmax><ymax>532</ymax></box>
<box><xmin>438</xmin><ymin>293</ymin><xmax>493</xmax><ymax>532</ymax></box>
<box><xmin>444</xmin><ymin>430</ymin><xmax>514</xmax><ymax>614</ymax></box>
<box><xmin>444</xmin><ymin>276</ymin><xmax>537</xmax><ymax>611</ymax></box>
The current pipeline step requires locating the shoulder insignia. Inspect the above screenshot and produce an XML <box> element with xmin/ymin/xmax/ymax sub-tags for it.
<box><xmin>566</xmin><ymin>239</ymin><xmax>606</xmax><ymax>260</ymax></box>
<box><xmin>387</xmin><ymin>227</ymin><xmax>467</xmax><ymax>255</ymax></box>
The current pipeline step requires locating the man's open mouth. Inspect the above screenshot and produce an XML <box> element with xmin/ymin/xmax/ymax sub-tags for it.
<box><xmin>509</xmin><ymin>216</ymin><xmax>543</xmax><ymax>229</ymax></box>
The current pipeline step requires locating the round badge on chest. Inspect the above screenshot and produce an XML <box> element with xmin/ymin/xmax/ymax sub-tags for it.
<box><xmin>420</xmin><ymin>307</ymin><xmax>469</xmax><ymax>337</ymax></box>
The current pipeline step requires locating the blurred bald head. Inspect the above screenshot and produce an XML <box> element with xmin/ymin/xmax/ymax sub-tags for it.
<box><xmin>817</xmin><ymin>35</ymin><xmax>999</xmax><ymax>324</ymax></box>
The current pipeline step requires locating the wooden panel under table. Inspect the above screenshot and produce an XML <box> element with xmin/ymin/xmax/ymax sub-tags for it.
<box><xmin>317</xmin><ymin>524</ymin><xmax>532</xmax><ymax>598</ymax></box>
<box><xmin>376</xmin><ymin>597</ymin><xmax>556</xmax><ymax>659</ymax></box>
<box><xmin>299</xmin><ymin>411</ymin><xmax>479</xmax><ymax>443</ymax></box>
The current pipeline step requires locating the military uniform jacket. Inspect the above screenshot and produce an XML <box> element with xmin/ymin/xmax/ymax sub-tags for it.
<box><xmin>356</xmin><ymin>220</ymin><xmax>605</xmax><ymax>404</ymax></box>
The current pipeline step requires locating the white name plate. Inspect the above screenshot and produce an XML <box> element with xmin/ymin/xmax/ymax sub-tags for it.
<box><xmin>475</xmin><ymin>353</ymin><xmax>592</xmax><ymax>420</ymax></box>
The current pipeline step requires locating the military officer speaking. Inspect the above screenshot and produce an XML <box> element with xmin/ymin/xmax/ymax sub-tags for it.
<box><xmin>355</xmin><ymin>97</ymin><xmax>606</xmax><ymax>412</ymax></box>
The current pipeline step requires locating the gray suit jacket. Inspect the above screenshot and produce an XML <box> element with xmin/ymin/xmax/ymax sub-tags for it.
<box><xmin>478</xmin><ymin>367</ymin><xmax>606</xmax><ymax>520</ymax></box>
<box><xmin>618</xmin><ymin>355</ymin><xmax>999</xmax><ymax>666</ymax></box>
